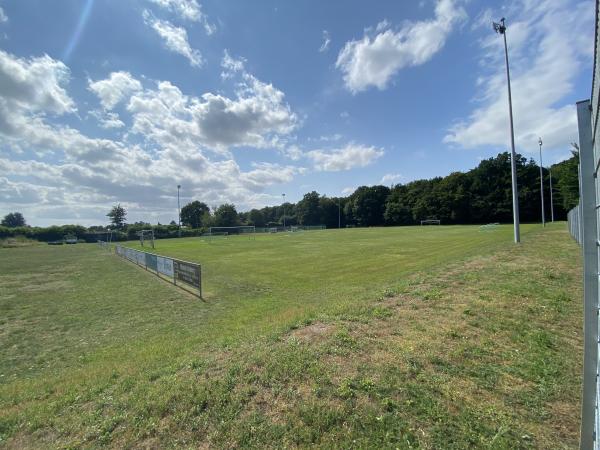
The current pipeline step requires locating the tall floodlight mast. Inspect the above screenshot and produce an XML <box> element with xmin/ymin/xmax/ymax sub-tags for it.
<box><xmin>282</xmin><ymin>193</ymin><xmax>286</xmax><ymax>229</ymax></box>
<box><xmin>177</xmin><ymin>184</ymin><xmax>181</xmax><ymax>238</ymax></box>
<box><xmin>538</xmin><ymin>137</ymin><xmax>546</xmax><ymax>227</ymax></box>
<box><xmin>549</xmin><ymin>166</ymin><xmax>555</xmax><ymax>222</ymax></box>
<box><xmin>493</xmin><ymin>17</ymin><xmax>520</xmax><ymax>243</ymax></box>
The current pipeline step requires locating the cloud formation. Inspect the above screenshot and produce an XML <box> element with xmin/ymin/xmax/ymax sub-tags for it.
<box><xmin>0</xmin><ymin>49</ymin><xmax>303</xmax><ymax>225</ymax></box>
<box><xmin>127</xmin><ymin>61</ymin><xmax>298</xmax><ymax>152</ymax></box>
<box><xmin>143</xmin><ymin>11</ymin><xmax>203</xmax><ymax>67</ymax></box>
<box><xmin>147</xmin><ymin>0</ymin><xmax>215</xmax><ymax>34</ymax></box>
<box><xmin>380</xmin><ymin>173</ymin><xmax>402</xmax><ymax>184</ymax></box>
<box><xmin>336</xmin><ymin>0</ymin><xmax>466</xmax><ymax>93</ymax></box>
<box><xmin>0</xmin><ymin>50</ymin><xmax>75</xmax><ymax>116</ymax></box>
<box><xmin>88</xmin><ymin>71</ymin><xmax>142</xmax><ymax>110</ymax></box>
<box><xmin>319</xmin><ymin>30</ymin><xmax>331</xmax><ymax>53</ymax></box>
<box><xmin>307</xmin><ymin>143</ymin><xmax>384</xmax><ymax>171</ymax></box>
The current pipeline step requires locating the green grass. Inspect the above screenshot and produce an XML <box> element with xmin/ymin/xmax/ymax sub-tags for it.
<box><xmin>0</xmin><ymin>224</ymin><xmax>582</xmax><ymax>448</ymax></box>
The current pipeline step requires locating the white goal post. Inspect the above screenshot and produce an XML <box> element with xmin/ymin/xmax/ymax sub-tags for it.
<box><xmin>420</xmin><ymin>219</ymin><xmax>441</xmax><ymax>225</ymax></box>
<box><xmin>138</xmin><ymin>229</ymin><xmax>155</xmax><ymax>248</ymax></box>
<box><xmin>208</xmin><ymin>226</ymin><xmax>256</xmax><ymax>239</ymax></box>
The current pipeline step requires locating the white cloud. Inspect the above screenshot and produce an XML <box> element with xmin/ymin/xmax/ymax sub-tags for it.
<box><xmin>0</xmin><ymin>50</ymin><xmax>75</xmax><ymax>116</ymax></box>
<box><xmin>88</xmin><ymin>71</ymin><xmax>142</xmax><ymax>110</ymax></box>
<box><xmin>380</xmin><ymin>173</ymin><xmax>403</xmax><ymax>184</ymax></box>
<box><xmin>221</xmin><ymin>50</ymin><xmax>246</xmax><ymax>79</ymax></box>
<box><xmin>342</xmin><ymin>186</ymin><xmax>356</xmax><ymax>195</ymax></box>
<box><xmin>88</xmin><ymin>110</ymin><xmax>125</xmax><ymax>129</ymax></box>
<box><xmin>282</xmin><ymin>145</ymin><xmax>303</xmax><ymax>161</ymax></box>
<box><xmin>444</xmin><ymin>0</ymin><xmax>593</xmax><ymax>154</ymax></box>
<box><xmin>0</xmin><ymin>7</ymin><xmax>7</xmax><ymax>23</ymax></box>
<box><xmin>146</xmin><ymin>0</ymin><xmax>215</xmax><ymax>34</ymax></box>
<box><xmin>336</xmin><ymin>0</ymin><xmax>467</xmax><ymax>93</ymax></box>
<box><xmin>143</xmin><ymin>11</ymin><xmax>203</xmax><ymax>67</ymax></box>
<box><xmin>240</xmin><ymin>162</ymin><xmax>304</xmax><ymax>189</ymax></box>
<box><xmin>319</xmin><ymin>30</ymin><xmax>331</xmax><ymax>53</ymax></box>
<box><xmin>127</xmin><ymin>58</ymin><xmax>298</xmax><ymax>151</ymax></box>
<box><xmin>308</xmin><ymin>134</ymin><xmax>343</xmax><ymax>143</ymax></box>
<box><xmin>307</xmin><ymin>143</ymin><xmax>384</xmax><ymax>171</ymax></box>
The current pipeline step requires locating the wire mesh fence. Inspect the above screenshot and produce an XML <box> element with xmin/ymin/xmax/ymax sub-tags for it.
<box><xmin>570</xmin><ymin>94</ymin><xmax>599</xmax><ymax>449</ymax></box>
<box><xmin>567</xmin><ymin>205</ymin><xmax>582</xmax><ymax>244</ymax></box>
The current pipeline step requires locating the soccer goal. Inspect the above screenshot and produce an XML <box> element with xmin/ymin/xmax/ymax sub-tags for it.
<box><xmin>209</xmin><ymin>226</ymin><xmax>256</xmax><ymax>239</ymax></box>
<box><xmin>96</xmin><ymin>230</ymin><xmax>113</xmax><ymax>251</ymax></box>
<box><xmin>420</xmin><ymin>219</ymin><xmax>441</xmax><ymax>225</ymax></box>
<box><xmin>138</xmin><ymin>229</ymin><xmax>155</xmax><ymax>249</ymax></box>
<box><xmin>479</xmin><ymin>223</ymin><xmax>500</xmax><ymax>232</ymax></box>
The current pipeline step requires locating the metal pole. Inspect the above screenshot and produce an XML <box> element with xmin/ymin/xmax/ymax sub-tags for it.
<box><xmin>282</xmin><ymin>193</ymin><xmax>286</xmax><ymax>229</ymax></box>
<box><xmin>338</xmin><ymin>198</ymin><xmax>341</xmax><ymax>229</ymax></box>
<box><xmin>494</xmin><ymin>18</ymin><xmax>520</xmax><ymax>243</ymax></box>
<box><xmin>576</xmin><ymin>99</ymin><xmax>597</xmax><ymax>450</ymax></box>
<box><xmin>177</xmin><ymin>184</ymin><xmax>181</xmax><ymax>238</ymax></box>
<box><xmin>549</xmin><ymin>167</ymin><xmax>554</xmax><ymax>222</ymax></box>
<box><xmin>538</xmin><ymin>137</ymin><xmax>545</xmax><ymax>227</ymax></box>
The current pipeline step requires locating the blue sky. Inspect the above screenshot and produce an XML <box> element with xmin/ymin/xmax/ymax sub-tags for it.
<box><xmin>0</xmin><ymin>0</ymin><xmax>594</xmax><ymax>226</ymax></box>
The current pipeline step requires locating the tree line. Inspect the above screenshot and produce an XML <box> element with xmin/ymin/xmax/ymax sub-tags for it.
<box><xmin>176</xmin><ymin>151</ymin><xmax>580</xmax><ymax>229</ymax></box>
<box><xmin>1</xmin><ymin>151</ymin><xmax>580</xmax><ymax>242</ymax></box>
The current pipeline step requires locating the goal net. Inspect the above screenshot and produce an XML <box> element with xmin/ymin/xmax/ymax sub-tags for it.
<box><xmin>420</xmin><ymin>219</ymin><xmax>441</xmax><ymax>225</ymax></box>
<box><xmin>209</xmin><ymin>226</ymin><xmax>255</xmax><ymax>239</ymax></box>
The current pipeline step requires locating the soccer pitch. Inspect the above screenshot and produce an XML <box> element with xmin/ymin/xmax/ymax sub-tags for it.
<box><xmin>0</xmin><ymin>224</ymin><xmax>583</xmax><ymax>448</ymax></box>
<box><xmin>128</xmin><ymin>225</ymin><xmax>532</xmax><ymax>308</ymax></box>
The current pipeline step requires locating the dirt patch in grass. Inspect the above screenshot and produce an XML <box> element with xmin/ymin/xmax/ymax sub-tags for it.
<box><xmin>286</xmin><ymin>322</ymin><xmax>335</xmax><ymax>343</ymax></box>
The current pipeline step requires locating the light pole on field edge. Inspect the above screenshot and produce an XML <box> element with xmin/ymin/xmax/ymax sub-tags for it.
<box><xmin>338</xmin><ymin>197</ymin><xmax>341</xmax><ymax>229</ymax></box>
<box><xmin>282</xmin><ymin>193</ymin><xmax>286</xmax><ymax>230</ymax></box>
<box><xmin>538</xmin><ymin>137</ymin><xmax>545</xmax><ymax>227</ymax></box>
<box><xmin>177</xmin><ymin>184</ymin><xmax>181</xmax><ymax>238</ymax></box>
<box><xmin>493</xmin><ymin>17</ymin><xmax>520</xmax><ymax>243</ymax></box>
<box><xmin>549</xmin><ymin>166</ymin><xmax>555</xmax><ymax>222</ymax></box>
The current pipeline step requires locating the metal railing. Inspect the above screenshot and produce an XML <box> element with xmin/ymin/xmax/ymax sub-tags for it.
<box><xmin>114</xmin><ymin>245</ymin><xmax>202</xmax><ymax>298</ymax></box>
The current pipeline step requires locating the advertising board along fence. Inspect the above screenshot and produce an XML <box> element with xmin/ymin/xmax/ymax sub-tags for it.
<box><xmin>114</xmin><ymin>245</ymin><xmax>202</xmax><ymax>298</ymax></box>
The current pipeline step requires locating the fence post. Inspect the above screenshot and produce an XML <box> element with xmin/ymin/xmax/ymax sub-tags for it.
<box><xmin>577</xmin><ymin>99</ymin><xmax>598</xmax><ymax>450</ymax></box>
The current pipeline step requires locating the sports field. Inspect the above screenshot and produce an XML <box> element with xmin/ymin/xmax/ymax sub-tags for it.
<box><xmin>0</xmin><ymin>224</ymin><xmax>583</xmax><ymax>448</ymax></box>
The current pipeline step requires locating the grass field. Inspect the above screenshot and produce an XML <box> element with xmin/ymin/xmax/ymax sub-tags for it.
<box><xmin>0</xmin><ymin>224</ymin><xmax>582</xmax><ymax>448</ymax></box>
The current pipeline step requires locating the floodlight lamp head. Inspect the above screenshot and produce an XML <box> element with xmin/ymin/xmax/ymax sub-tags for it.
<box><xmin>538</xmin><ymin>137</ymin><xmax>542</xmax><ymax>146</ymax></box>
<box><xmin>493</xmin><ymin>18</ymin><xmax>506</xmax><ymax>34</ymax></box>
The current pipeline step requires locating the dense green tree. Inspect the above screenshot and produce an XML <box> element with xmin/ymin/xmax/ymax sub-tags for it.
<box><xmin>296</xmin><ymin>191</ymin><xmax>321</xmax><ymax>225</ymax></box>
<box><xmin>180</xmin><ymin>201</ymin><xmax>210</xmax><ymax>229</ymax></box>
<box><xmin>246</xmin><ymin>209</ymin><xmax>265</xmax><ymax>227</ymax></box>
<box><xmin>384</xmin><ymin>185</ymin><xmax>413</xmax><ymax>225</ymax></box>
<box><xmin>319</xmin><ymin>197</ymin><xmax>340</xmax><ymax>228</ymax></box>
<box><xmin>551</xmin><ymin>154</ymin><xmax>579</xmax><ymax>212</ymax></box>
<box><xmin>213</xmin><ymin>204</ymin><xmax>239</xmax><ymax>227</ymax></box>
<box><xmin>1</xmin><ymin>212</ymin><xmax>26</xmax><ymax>228</ymax></box>
<box><xmin>349</xmin><ymin>185</ymin><xmax>390</xmax><ymax>226</ymax></box>
<box><xmin>107</xmin><ymin>204</ymin><xmax>127</xmax><ymax>229</ymax></box>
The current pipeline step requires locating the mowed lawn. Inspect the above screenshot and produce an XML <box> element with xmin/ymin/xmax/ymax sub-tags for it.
<box><xmin>0</xmin><ymin>224</ymin><xmax>583</xmax><ymax>448</ymax></box>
